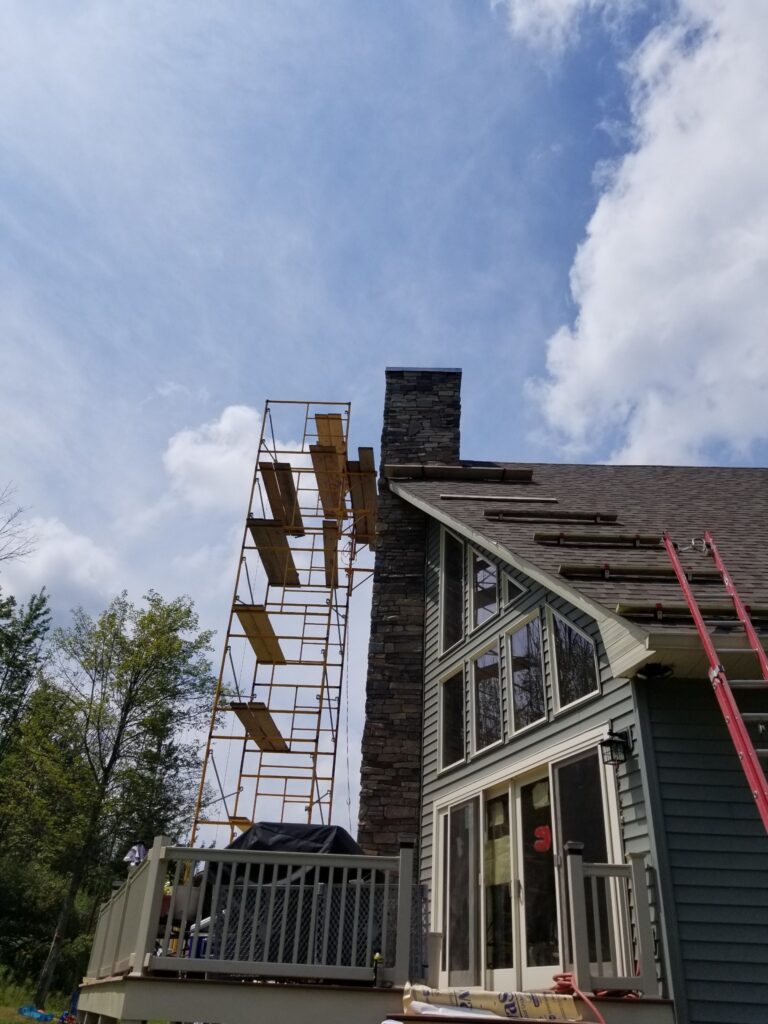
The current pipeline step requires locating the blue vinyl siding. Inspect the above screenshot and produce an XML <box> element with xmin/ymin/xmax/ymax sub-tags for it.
<box><xmin>643</xmin><ymin>678</ymin><xmax>768</xmax><ymax>1024</ymax></box>
<box><xmin>419</xmin><ymin>518</ymin><xmax>649</xmax><ymax>909</ymax></box>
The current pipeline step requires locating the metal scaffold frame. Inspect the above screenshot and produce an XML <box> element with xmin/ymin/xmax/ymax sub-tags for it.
<box><xmin>190</xmin><ymin>399</ymin><xmax>376</xmax><ymax>847</ymax></box>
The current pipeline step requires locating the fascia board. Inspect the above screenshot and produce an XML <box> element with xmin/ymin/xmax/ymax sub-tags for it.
<box><xmin>390</xmin><ymin>480</ymin><xmax>653</xmax><ymax>676</ymax></box>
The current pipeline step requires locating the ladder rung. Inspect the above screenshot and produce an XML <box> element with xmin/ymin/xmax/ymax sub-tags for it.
<box><xmin>742</xmin><ymin>713</ymin><xmax>768</xmax><ymax>722</ymax></box>
<box><xmin>756</xmin><ymin>750</ymin><xmax>768</xmax><ymax>759</ymax></box>
<box><xmin>728</xmin><ymin>680</ymin><xmax>768</xmax><ymax>690</ymax></box>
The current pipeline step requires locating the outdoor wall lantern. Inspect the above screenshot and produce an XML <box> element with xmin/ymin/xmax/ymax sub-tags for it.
<box><xmin>600</xmin><ymin>726</ymin><xmax>631</xmax><ymax>766</ymax></box>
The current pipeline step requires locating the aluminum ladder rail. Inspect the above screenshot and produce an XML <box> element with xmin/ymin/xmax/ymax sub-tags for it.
<box><xmin>662</xmin><ymin>530</ymin><xmax>768</xmax><ymax>832</ymax></box>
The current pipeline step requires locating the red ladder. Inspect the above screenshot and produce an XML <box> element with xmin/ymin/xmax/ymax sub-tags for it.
<box><xmin>662</xmin><ymin>530</ymin><xmax>768</xmax><ymax>832</ymax></box>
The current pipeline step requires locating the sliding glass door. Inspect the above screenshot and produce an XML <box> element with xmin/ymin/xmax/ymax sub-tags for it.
<box><xmin>439</xmin><ymin>747</ymin><xmax>615</xmax><ymax>990</ymax></box>
<box><xmin>517</xmin><ymin>775</ymin><xmax>560</xmax><ymax>988</ymax></box>
<box><xmin>443</xmin><ymin>798</ymin><xmax>480</xmax><ymax>986</ymax></box>
<box><xmin>553</xmin><ymin>749</ymin><xmax>613</xmax><ymax>970</ymax></box>
<box><xmin>483</xmin><ymin>775</ymin><xmax>559</xmax><ymax>989</ymax></box>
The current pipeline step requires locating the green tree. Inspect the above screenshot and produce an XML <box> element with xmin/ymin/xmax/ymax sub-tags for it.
<box><xmin>34</xmin><ymin>591</ymin><xmax>214</xmax><ymax>1005</ymax></box>
<box><xmin>0</xmin><ymin>682</ymin><xmax>95</xmax><ymax>983</ymax></box>
<box><xmin>0</xmin><ymin>589</ymin><xmax>50</xmax><ymax>757</ymax></box>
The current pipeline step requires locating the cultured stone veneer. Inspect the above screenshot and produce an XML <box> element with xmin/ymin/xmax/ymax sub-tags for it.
<box><xmin>357</xmin><ymin>368</ymin><xmax>461</xmax><ymax>855</ymax></box>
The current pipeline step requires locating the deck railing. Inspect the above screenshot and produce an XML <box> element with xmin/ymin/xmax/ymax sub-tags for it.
<box><xmin>565</xmin><ymin>842</ymin><xmax>658</xmax><ymax>996</ymax></box>
<box><xmin>86</xmin><ymin>835</ymin><xmax>415</xmax><ymax>986</ymax></box>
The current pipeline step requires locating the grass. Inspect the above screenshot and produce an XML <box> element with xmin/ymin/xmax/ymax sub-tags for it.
<box><xmin>0</xmin><ymin>974</ymin><xmax>71</xmax><ymax>1023</ymax></box>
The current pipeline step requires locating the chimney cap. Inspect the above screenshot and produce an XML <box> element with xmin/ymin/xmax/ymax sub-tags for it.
<box><xmin>385</xmin><ymin>366</ymin><xmax>462</xmax><ymax>374</ymax></box>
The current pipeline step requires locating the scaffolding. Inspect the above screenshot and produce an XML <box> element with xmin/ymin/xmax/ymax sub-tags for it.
<box><xmin>190</xmin><ymin>400</ymin><xmax>376</xmax><ymax>847</ymax></box>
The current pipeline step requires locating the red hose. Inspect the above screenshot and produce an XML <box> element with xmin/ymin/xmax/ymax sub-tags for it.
<box><xmin>550</xmin><ymin>972</ymin><xmax>607</xmax><ymax>1024</ymax></box>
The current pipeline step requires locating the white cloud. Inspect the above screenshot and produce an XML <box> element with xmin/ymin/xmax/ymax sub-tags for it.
<box><xmin>163</xmin><ymin>406</ymin><xmax>262</xmax><ymax>513</ymax></box>
<box><xmin>1</xmin><ymin>517</ymin><xmax>118</xmax><ymax>612</ymax></box>
<box><xmin>528</xmin><ymin>0</ymin><xmax>768</xmax><ymax>463</ymax></box>
<box><xmin>492</xmin><ymin>0</ymin><xmax>632</xmax><ymax>52</ymax></box>
<box><xmin>162</xmin><ymin>404</ymin><xmax>313</xmax><ymax>516</ymax></box>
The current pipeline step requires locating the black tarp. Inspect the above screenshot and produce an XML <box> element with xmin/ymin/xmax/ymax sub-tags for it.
<box><xmin>226</xmin><ymin>821</ymin><xmax>362</xmax><ymax>856</ymax></box>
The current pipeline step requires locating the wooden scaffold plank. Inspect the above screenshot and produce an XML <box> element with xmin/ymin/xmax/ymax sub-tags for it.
<box><xmin>230</xmin><ymin>701</ymin><xmax>290</xmax><ymax>753</ymax></box>
<box><xmin>233</xmin><ymin>603</ymin><xmax>286</xmax><ymax>663</ymax></box>
<box><xmin>359</xmin><ymin>447</ymin><xmax>377</xmax><ymax>547</ymax></box>
<box><xmin>347</xmin><ymin>446</ymin><xmax>377</xmax><ymax>550</ymax></box>
<box><xmin>228</xmin><ymin>816</ymin><xmax>253</xmax><ymax>833</ymax></box>
<box><xmin>315</xmin><ymin>412</ymin><xmax>346</xmax><ymax>453</ymax></box>
<box><xmin>310</xmin><ymin>445</ymin><xmax>347</xmax><ymax>519</ymax></box>
<box><xmin>259</xmin><ymin>462</ymin><xmax>305</xmax><ymax>536</ymax></box>
<box><xmin>246</xmin><ymin>517</ymin><xmax>301</xmax><ymax>587</ymax></box>
<box><xmin>323</xmin><ymin>519</ymin><xmax>339</xmax><ymax>588</ymax></box>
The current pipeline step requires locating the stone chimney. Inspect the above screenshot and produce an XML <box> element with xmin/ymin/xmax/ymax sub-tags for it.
<box><xmin>357</xmin><ymin>368</ymin><xmax>462</xmax><ymax>855</ymax></box>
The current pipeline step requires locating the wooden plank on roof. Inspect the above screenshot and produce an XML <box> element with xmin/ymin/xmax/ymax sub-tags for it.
<box><xmin>246</xmin><ymin>517</ymin><xmax>300</xmax><ymax>587</ymax></box>
<box><xmin>310</xmin><ymin>444</ymin><xmax>347</xmax><ymax>518</ymax></box>
<box><xmin>441</xmin><ymin>493</ymin><xmax>557</xmax><ymax>503</ymax></box>
<box><xmin>560</xmin><ymin>563</ymin><xmax>721</xmax><ymax>582</ymax></box>
<box><xmin>322</xmin><ymin>519</ymin><xmax>339</xmax><ymax>588</ymax></box>
<box><xmin>230</xmin><ymin>700</ymin><xmax>289</xmax><ymax>753</ymax></box>
<box><xmin>535</xmin><ymin>531</ymin><xmax>666</xmax><ymax>548</ymax></box>
<box><xmin>258</xmin><ymin>462</ymin><xmax>304</xmax><ymax>536</ymax></box>
<box><xmin>315</xmin><ymin>412</ymin><xmax>346</xmax><ymax>454</ymax></box>
<box><xmin>486</xmin><ymin>508</ymin><xmax>618</xmax><ymax>524</ymax></box>
<box><xmin>384</xmin><ymin>464</ymin><xmax>534</xmax><ymax>483</ymax></box>
<box><xmin>616</xmin><ymin>600</ymin><xmax>768</xmax><ymax>621</ymax></box>
<box><xmin>233</xmin><ymin>603</ymin><xmax>286</xmax><ymax>663</ymax></box>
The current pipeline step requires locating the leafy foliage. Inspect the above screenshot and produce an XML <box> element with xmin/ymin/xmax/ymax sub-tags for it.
<box><xmin>0</xmin><ymin>589</ymin><xmax>215</xmax><ymax>1002</ymax></box>
<box><xmin>0</xmin><ymin>589</ymin><xmax>50</xmax><ymax>757</ymax></box>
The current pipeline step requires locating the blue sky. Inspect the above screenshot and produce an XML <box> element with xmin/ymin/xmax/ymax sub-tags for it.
<box><xmin>2</xmin><ymin>0</ymin><xmax>767</xmax><ymax>826</ymax></box>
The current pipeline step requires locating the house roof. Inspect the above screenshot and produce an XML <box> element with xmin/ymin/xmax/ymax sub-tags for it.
<box><xmin>388</xmin><ymin>461</ymin><xmax>768</xmax><ymax>633</ymax></box>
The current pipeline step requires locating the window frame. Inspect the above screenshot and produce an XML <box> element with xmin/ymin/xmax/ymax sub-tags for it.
<box><xmin>438</xmin><ymin>665</ymin><xmax>467</xmax><ymax>773</ymax></box>
<box><xmin>502</xmin><ymin>572</ymin><xmax>528</xmax><ymax>609</ymax></box>
<box><xmin>470</xmin><ymin>640</ymin><xmax>504</xmax><ymax>757</ymax></box>
<box><xmin>506</xmin><ymin>609</ymin><xmax>547</xmax><ymax>736</ymax></box>
<box><xmin>469</xmin><ymin>546</ymin><xmax>500</xmax><ymax>633</ymax></box>
<box><xmin>547</xmin><ymin>607</ymin><xmax>601</xmax><ymax>714</ymax></box>
<box><xmin>439</xmin><ymin>527</ymin><xmax>466</xmax><ymax>657</ymax></box>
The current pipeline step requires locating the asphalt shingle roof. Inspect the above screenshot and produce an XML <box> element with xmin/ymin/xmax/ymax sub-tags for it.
<box><xmin>392</xmin><ymin>462</ymin><xmax>768</xmax><ymax>627</ymax></box>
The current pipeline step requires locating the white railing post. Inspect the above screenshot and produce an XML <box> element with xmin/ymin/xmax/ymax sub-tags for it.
<box><xmin>130</xmin><ymin>835</ymin><xmax>170</xmax><ymax>975</ymax></box>
<box><xmin>627</xmin><ymin>852</ymin><xmax>658</xmax><ymax>995</ymax></box>
<box><xmin>565</xmin><ymin>841</ymin><xmax>592</xmax><ymax>989</ymax></box>
<box><xmin>426</xmin><ymin>932</ymin><xmax>442</xmax><ymax>987</ymax></box>
<box><xmin>393</xmin><ymin>836</ymin><xmax>415</xmax><ymax>986</ymax></box>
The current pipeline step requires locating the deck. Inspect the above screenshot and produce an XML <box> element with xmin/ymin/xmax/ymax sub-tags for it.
<box><xmin>78</xmin><ymin>838</ymin><xmax>675</xmax><ymax>1024</ymax></box>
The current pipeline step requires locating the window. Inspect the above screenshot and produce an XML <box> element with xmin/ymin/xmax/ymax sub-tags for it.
<box><xmin>441</xmin><ymin>670</ymin><xmax>465</xmax><ymax>769</ymax></box>
<box><xmin>503</xmin><ymin>573</ymin><xmax>526</xmax><ymax>607</ymax></box>
<box><xmin>472</xmin><ymin>552</ymin><xmax>498</xmax><ymax>628</ymax></box>
<box><xmin>442</xmin><ymin>531</ymin><xmax>464</xmax><ymax>652</ymax></box>
<box><xmin>554</xmin><ymin>750</ymin><xmax>611</xmax><ymax>964</ymax></box>
<box><xmin>473</xmin><ymin>647</ymin><xmax>502</xmax><ymax>751</ymax></box>
<box><xmin>552</xmin><ymin>613</ymin><xmax>599</xmax><ymax>708</ymax></box>
<box><xmin>509</xmin><ymin>616</ymin><xmax>546</xmax><ymax>731</ymax></box>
